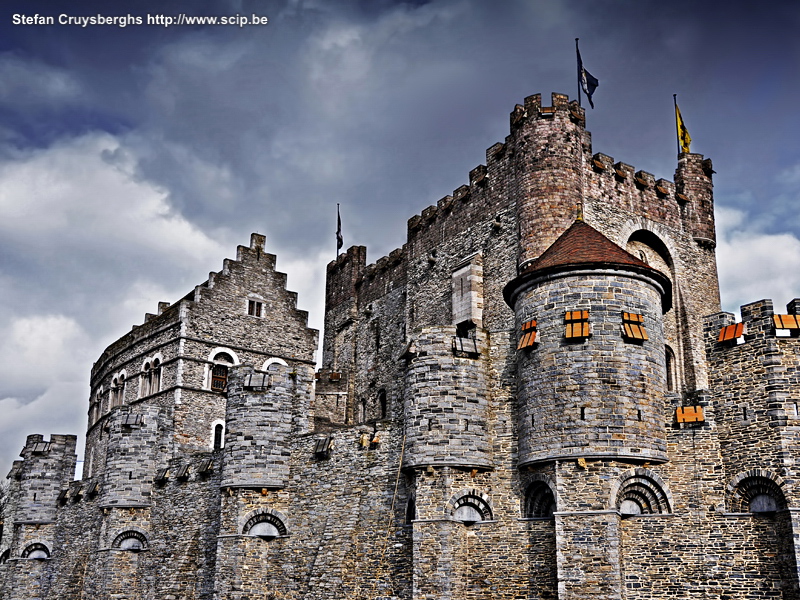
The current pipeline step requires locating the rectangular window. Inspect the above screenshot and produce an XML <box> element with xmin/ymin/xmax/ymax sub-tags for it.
<box><xmin>517</xmin><ymin>319</ymin><xmax>538</xmax><ymax>350</ymax></box>
<box><xmin>211</xmin><ymin>364</ymin><xmax>228</xmax><ymax>392</ymax></box>
<box><xmin>565</xmin><ymin>310</ymin><xmax>590</xmax><ymax>339</ymax></box>
<box><xmin>676</xmin><ymin>405</ymin><xmax>704</xmax><ymax>423</ymax></box>
<box><xmin>248</xmin><ymin>300</ymin><xmax>263</xmax><ymax>317</ymax></box>
<box><xmin>622</xmin><ymin>312</ymin><xmax>648</xmax><ymax>341</ymax></box>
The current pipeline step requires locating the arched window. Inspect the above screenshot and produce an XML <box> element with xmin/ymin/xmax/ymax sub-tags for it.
<box><xmin>111</xmin><ymin>374</ymin><xmax>126</xmax><ymax>408</ymax></box>
<box><xmin>213</xmin><ymin>423</ymin><xmax>224</xmax><ymax>450</ymax></box>
<box><xmin>0</xmin><ymin>549</ymin><xmax>10</xmax><ymax>564</ymax></box>
<box><xmin>211</xmin><ymin>353</ymin><xmax>234</xmax><ymax>392</ymax></box>
<box><xmin>150</xmin><ymin>358</ymin><xmax>161</xmax><ymax>393</ymax></box>
<box><xmin>525</xmin><ymin>480</ymin><xmax>556</xmax><ymax>518</ymax></box>
<box><xmin>448</xmin><ymin>490</ymin><xmax>493</xmax><ymax>525</ymax></box>
<box><xmin>406</xmin><ymin>496</ymin><xmax>416</xmax><ymax>524</ymax></box>
<box><xmin>22</xmin><ymin>543</ymin><xmax>50</xmax><ymax>559</ymax></box>
<box><xmin>665</xmin><ymin>345</ymin><xmax>676</xmax><ymax>392</ymax></box>
<box><xmin>243</xmin><ymin>509</ymin><xmax>288</xmax><ymax>539</ymax></box>
<box><xmin>113</xmin><ymin>531</ymin><xmax>148</xmax><ymax>552</ymax></box>
<box><xmin>727</xmin><ymin>473</ymin><xmax>787</xmax><ymax>514</ymax></box>
<box><xmin>141</xmin><ymin>362</ymin><xmax>151</xmax><ymax>397</ymax></box>
<box><xmin>615</xmin><ymin>472</ymin><xmax>671</xmax><ymax>516</ymax></box>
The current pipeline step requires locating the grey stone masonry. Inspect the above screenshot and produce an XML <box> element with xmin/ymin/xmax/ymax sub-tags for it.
<box><xmin>10</xmin><ymin>89</ymin><xmax>800</xmax><ymax>600</ymax></box>
<box><xmin>511</xmin><ymin>269</ymin><xmax>668</xmax><ymax>465</ymax></box>
<box><xmin>222</xmin><ymin>365</ymin><xmax>294</xmax><ymax>489</ymax></box>
<box><xmin>403</xmin><ymin>327</ymin><xmax>493</xmax><ymax>469</ymax></box>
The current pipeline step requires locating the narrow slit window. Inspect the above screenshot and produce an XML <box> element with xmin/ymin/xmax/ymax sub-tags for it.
<box><xmin>517</xmin><ymin>319</ymin><xmax>538</xmax><ymax>350</ymax></box>
<box><xmin>565</xmin><ymin>311</ymin><xmax>590</xmax><ymax>340</ymax></box>
<box><xmin>622</xmin><ymin>312</ymin><xmax>648</xmax><ymax>341</ymax></box>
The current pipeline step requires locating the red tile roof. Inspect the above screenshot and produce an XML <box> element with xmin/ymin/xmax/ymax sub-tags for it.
<box><xmin>523</xmin><ymin>219</ymin><xmax>651</xmax><ymax>274</ymax></box>
<box><xmin>505</xmin><ymin>219</ymin><xmax>672</xmax><ymax>311</ymax></box>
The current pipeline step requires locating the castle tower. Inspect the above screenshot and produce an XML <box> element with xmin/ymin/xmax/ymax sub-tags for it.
<box><xmin>1</xmin><ymin>435</ymin><xmax>76</xmax><ymax>600</ymax></box>
<box><xmin>505</xmin><ymin>219</ymin><xmax>672</xmax><ymax>600</ymax></box>
<box><xmin>510</xmin><ymin>93</ymin><xmax>592</xmax><ymax>268</ymax></box>
<box><xmin>221</xmin><ymin>364</ymin><xmax>296</xmax><ymax>489</ymax></box>
<box><xmin>505</xmin><ymin>219</ymin><xmax>672</xmax><ymax>466</ymax></box>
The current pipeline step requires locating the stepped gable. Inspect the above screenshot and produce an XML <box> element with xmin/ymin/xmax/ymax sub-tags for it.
<box><xmin>506</xmin><ymin>219</ymin><xmax>672</xmax><ymax>311</ymax></box>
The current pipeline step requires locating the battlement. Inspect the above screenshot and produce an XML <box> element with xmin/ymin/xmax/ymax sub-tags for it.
<box><xmin>705</xmin><ymin>298</ymin><xmax>800</xmax><ymax>348</ymax></box>
<box><xmin>6</xmin><ymin>434</ymin><xmax>77</xmax><ymax>524</ymax></box>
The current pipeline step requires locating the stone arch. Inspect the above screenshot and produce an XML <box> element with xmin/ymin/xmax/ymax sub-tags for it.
<box><xmin>206</xmin><ymin>347</ymin><xmax>240</xmax><ymax>392</ymax></box>
<box><xmin>242</xmin><ymin>507</ymin><xmax>289</xmax><ymax>538</ymax></box>
<box><xmin>617</xmin><ymin>219</ymin><xmax>679</xmax><ymax>269</ymax></box>
<box><xmin>112</xmin><ymin>529</ymin><xmax>149</xmax><ymax>551</ymax></box>
<box><xmin>611</xmin><ymin>468</ymin><xmax>672</xmax><ymax>515</ymax></box>
<box><xmin>447</xmin><ymin>488</ymin><xmax>493</xmax><ymax>524</ymax></box>
<box><xmin>727</xmin><ymin>470</ymin><xmax>788</xmax><ymax>513</ymax></box>
<box><xmin>524</xmin><ymin>475</ymin><xmax>557</xmax><ymax>518</ymax></box>
<box><xmin>21</xmin><ymin>542</ymin><xmax>50</xmax><ymax>559</ymax></box>
<box><xmin>262</xmin><ymin>357</ymin><xmax>288</xmax><ymax>371</ymax></box>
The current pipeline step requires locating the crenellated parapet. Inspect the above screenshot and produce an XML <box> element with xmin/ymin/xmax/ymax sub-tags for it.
<box><xmin>705</xmin><ymin>298</ymin><xmax>800</xmax><ymax>493</ymax></box>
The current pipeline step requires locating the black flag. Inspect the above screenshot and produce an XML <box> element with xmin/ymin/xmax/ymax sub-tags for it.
<box><xmin>576</xmin><ymin>39</ymin><xmax>599</xmax><ymax>109</ymax></box>
<box><xmin>336</xmin><ymin>204</ymin><xmax>343</xmax><ymax>253</ymax></box>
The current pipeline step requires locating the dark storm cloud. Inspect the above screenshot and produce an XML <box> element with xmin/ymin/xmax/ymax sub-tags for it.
<box><xmin>1</xmin><ymin>0</ymin><xmax>799</xmax><ymax>475</ymax></box>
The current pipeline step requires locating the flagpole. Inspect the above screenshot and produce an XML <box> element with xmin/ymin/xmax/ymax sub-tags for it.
<box><xmin>575</xmin><ymin>38</ymin><xmax>582</xmax><ymax>107</ymax></box>
<box><xmin>336</xmin><ymin>203</ymin><xmax>340</xmax><ymax>259</ymax></box>
<box><xmin>673</xmin><ymin>94</ymin><xmax>681</xmax><ymax>155</ymax></box>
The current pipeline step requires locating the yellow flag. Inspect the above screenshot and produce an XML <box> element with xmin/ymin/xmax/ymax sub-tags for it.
<box><xmin>675</xmin><ymin>104</ymin><xmax>691</xmax><ymax>153</ymax></box>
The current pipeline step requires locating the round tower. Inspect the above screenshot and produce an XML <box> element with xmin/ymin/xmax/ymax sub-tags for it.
<box><xmin>510</xmin><ymin>93</ymin><xmax>592</xmax><ymax>269</ymax></box>
<box><xmin>221</xmin><ymin>364</ymin><xmax>294</xmax><ymax>489</ymax></box>
<box><xmin>504</xmin><ymin>220</ymin><xmax>672</xmax><ymax>466</ymax></box>
<box><xmin>402</xmin><ymin>327</ymin><xmax>492</xmax><ymax>470</ymax></box>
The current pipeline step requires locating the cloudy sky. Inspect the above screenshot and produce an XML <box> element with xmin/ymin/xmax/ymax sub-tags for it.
<box><xmin>1</xmin><ymin>0</ymin><xmax>799</xmax><ymax>476</ymax></box>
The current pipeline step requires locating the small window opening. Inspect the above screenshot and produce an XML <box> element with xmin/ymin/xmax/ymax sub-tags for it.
<box><xmin>406</xmin><ymin>497</ymin><xmax>416</xmax><ymax>524</ymax></box>
<box><xmin>248</xmin><ymin>300</ymin><xmax>263</xmax><ymax>317</ymax></box>
<box><xmin>378</xmin><ymin>390</ymin><xmax>387</xmax><ymax>419</ymax></box>
<box><xmin>637</xmin><ymin>409</ymin><xmax>642</xmax><ymax>421</ymax></box>
<box><xmin>665</xmin><ymin>346</ymin><xmax>676</xmax><ymax>392</ymax></box>
<box><xmin>213</xmin><ymin>424</ymin><xmax>224</xmax><ymax>450</ymax></box>
<box><xmin>742</xmin><ymin>406</ymin><xmax>748</xmax><ymax>421</ymax></box>
<box><xmin>580</xmin><ymin>407</ymin><xmax>585</xmax><ymax>420</ymax></box>
<box><xmin>456</xmin><ymin>320</ymin><xmax>477</xmax><ymax>339</ymax></box>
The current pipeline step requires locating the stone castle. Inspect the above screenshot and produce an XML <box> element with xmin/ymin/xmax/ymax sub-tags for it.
<box><xmin>2</xmin><ymin>92</ymin><xmax>800</xmax><ymax>600</ymax></box>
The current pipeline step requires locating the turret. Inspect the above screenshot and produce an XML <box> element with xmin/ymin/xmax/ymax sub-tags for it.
<box><xmin>402</xmin><ymin>327</ymin><xmax>492</xmax><ymax>470</ymax></box>
<box><xmin>505</xmin><ymin>220</ymin><xmax>671</xmax><ymax>466</ymax></box>
<box><xmin>674</xmin><ymin>152</ymin><xmax>715</xmax><ymax>245</ymax></box>
<box><xmin>221</xmin><ymin>364</ymin><xmax>295</xmax><ymax>489</ymax></box>
<box><xmin>510</xmin><ymin>93</ymin><xmax>592</xmax><ymax>268</ymax></box>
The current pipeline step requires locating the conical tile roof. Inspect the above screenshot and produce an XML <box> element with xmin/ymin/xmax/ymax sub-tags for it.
<box><xmin>505</xmin><ymin>219</ymin><xmax>672</xmax><ymax>311</ymax></box>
